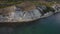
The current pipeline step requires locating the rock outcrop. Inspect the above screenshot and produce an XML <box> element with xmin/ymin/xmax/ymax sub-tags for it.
<box><xmin>0</xmin><ymin>5</ymin><xmax>16</xmax><ymax>22</ymax></box>
<box><xmin>52</xmin><ymin>4</ymin><xmax>60</xmax><ymax>13</ymax></box>
<box><xmin>16</xmin><ymin>1</ymin><xmax>36</xmax><ymax>11</ymax></box>
<box><xmin>0</xmin><ymin>2</ymin><xmax>60</xmax><ymax>22</ymax></box>
<box><xmin>0</xmin><ymin>5</ymin><xmax>16</xmax><ymax>15</ymax></box>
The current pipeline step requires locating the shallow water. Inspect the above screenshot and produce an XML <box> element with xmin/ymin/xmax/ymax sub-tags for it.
<box><xmin>0</xmin><ymin>13</ymin><xmax>60</xmax><ymax>34</ymax></box>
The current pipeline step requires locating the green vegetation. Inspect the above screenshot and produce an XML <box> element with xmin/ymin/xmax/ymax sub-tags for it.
<box><xmin>31</xmin><ymin>1</ymin><xmax>54</xmax><ymax>6</ymax></box>
<box><xmin>0</xmin><ymin>1</ymin><xmax>22</xmax><ymax>8</ymax></box>
<box><xmin>0</xmin><ymin>0</ymin><xmax>59</xmax><ymax>9</ymax></box>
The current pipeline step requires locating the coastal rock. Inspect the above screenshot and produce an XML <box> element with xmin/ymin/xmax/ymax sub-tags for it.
<box><xmin>13</xmin><ymin>8</ymin><xmax>42</xmax><ymax>22</ymax></box>
<box><xmin>52</xmin><ymin>4</ymin><xmax>60</xmax><ymax>13</ymax></box>
<box><xmin>0</xmin><ymin>2</ymin><xmax>57</xmax><ymax>22</ymax></box>
<box><xmin>0</xmin><ymin>6</ymin><xmax>16</xmax><ymax>15</ymax></box>
<box><xmin>0</xmin><ymin>2</ymin><xmax>42</xmax><ymax>22</ymax></box>
<box><xmin>0</xmin><ymin>6</ymin><xmax>16</xmax><ymax>22</ymax></box>
<box><xmin>0</xmin><ymin>5</ymin><xmax>43</xmax><ymax>22</ymax></box>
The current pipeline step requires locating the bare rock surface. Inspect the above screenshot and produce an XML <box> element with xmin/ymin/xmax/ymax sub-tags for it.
<box><xmin>0</xmin><ymin>2</ymin><xmax>59</xmax><ymax>22</ymax></box>
<box><xmin>0</xmin><ymin>2</ymin><xmax>42</xmax><ymax>22</ymax></box>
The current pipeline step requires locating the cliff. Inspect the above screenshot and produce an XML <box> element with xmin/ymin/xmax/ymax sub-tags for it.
<box><xmin>0</xmin><ymin>5</ymin><xmax>16</xmax><ymax>15</ymax></box>
<box><xmin>0</xmin><ymin>2</ymin><xmax>60</xmax><ymax>22</ymax></box>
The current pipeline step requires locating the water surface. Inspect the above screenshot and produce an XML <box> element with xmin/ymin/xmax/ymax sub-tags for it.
<box><xmin>0</xmin><ymin>13</ymin><xmax>60</xmax><ymax>34</ymax></box>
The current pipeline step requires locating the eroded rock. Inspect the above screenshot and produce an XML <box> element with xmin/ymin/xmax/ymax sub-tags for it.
<box><xmin>0</xmin><ymin>2</ymin><xmax>57</xmax><ymax>22</ymax></box>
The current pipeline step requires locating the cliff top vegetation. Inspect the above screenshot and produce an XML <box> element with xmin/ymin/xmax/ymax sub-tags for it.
<box><xmin>0</xmin><ymin>0</ymin><xmax>60</xmax><ymax>8</ymax></box>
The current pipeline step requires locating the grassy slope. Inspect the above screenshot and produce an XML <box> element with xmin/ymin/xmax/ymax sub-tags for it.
<box><xmin>0</xmin><ymin>1</ymin><xmax>59</xmax><ymax>8</ymax></box>
<box><xmin>0</xmin><ymin>1</ymin><xmax>22</xmax><ymax>8</ymax></box>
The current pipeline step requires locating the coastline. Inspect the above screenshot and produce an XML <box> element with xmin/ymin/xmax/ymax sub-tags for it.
<box><xmin>0</xmin><ymin>3</ymin><xmax>60</xmax><ymax>22</ymax></box>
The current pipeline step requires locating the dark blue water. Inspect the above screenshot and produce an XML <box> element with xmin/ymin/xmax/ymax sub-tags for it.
<box><xmin>0</xmin><ymin>13</ymin><xmax>60</xmax><ymax>34</ymax></box>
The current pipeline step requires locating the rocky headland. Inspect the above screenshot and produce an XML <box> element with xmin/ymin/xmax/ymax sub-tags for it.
<box><xmin>0</xmin><ymin>2</ymin><xmax>60</xmax><ymax>22</ymax></box>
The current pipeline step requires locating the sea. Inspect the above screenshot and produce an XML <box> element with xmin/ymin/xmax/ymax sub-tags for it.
<box><xmin>0</xmin><ymin>13</ymin><xmax>60</xmax><ymax>34</ymax></box>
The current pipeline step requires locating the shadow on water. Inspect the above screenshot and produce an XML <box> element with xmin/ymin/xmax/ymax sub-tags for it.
<box><xmin>0</xmin><ymin>11</ymin><xmax>59</xmax><ymax>27</ymax></box>
<box><xmin>0</xmin><ymin>12</ymin><xmax>57</xmax><ymax>27</ymax></box>
<box><xmin>0</xmin><ymin>19</ymin><xmax>42</xmax><ymax>34</ymax></box>
<box><xmin>0</xmin><ymin>20</ymin><xmax>39</xmax><ymax>27</ymax></box>
<box><xmin>0</xmin><ymin>12</ymin><xmax>60</xmax><ymax>34</ymax></box>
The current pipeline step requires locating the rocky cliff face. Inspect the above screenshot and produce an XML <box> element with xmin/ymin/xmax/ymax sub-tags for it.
<box><xmin>0</xmin><ymin>3</ymin><xmax>60</xmax><ymax>22</ymax></box>
<box><xmin>0</xmin><ymin>5</ymin><xmax>16</xmax><ymax>22</ymax></box>
<box><xmin>0</xmin><ymin>5</ymin><xmax>16</xmax><ymax>15</ymax></box>
<box><xmin>0</xmin><ymin>5</ymin><xmax>43</xmax><ymax>22</ymax></box>
<box><xmin>52</xmin><ymin>4</ymin><xmax>60</xmax><ymax>13</ymax></box>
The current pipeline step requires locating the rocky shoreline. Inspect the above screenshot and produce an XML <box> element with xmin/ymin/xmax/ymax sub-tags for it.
<box><xmin>0</xmin><ymin>3</ymin><xmax>60</xmax><ymax>22</ymax></box>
